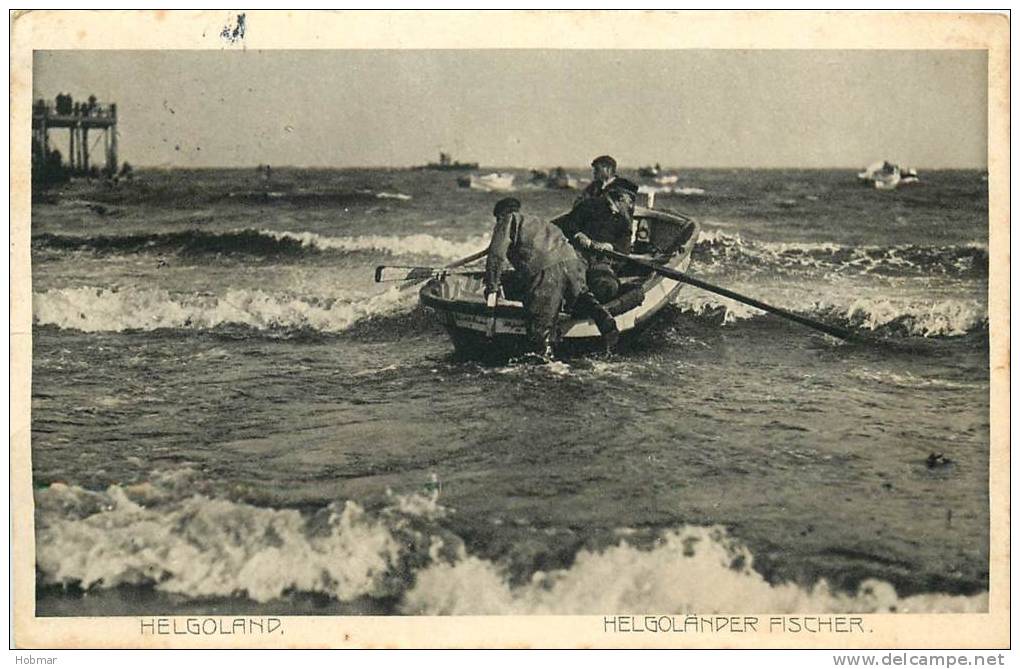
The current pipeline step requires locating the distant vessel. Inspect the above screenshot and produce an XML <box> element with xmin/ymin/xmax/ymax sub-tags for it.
<box><xmin>545</xmin><ymin>167</ymin><xmax>579</xmax><ymax>190</ymax></box>
<box><xmin>857</xmin><ymin>160</ymin><xmax>920</xmax><ymax>190</ymax></box>
<box><xmin>640</xmin><ymin>164</ymin><xmax>681</xmax><ymax>186</ymax></box>
<box><xmin>528</xmin><ymin>167</ymin><xmax>578</xmax><ymax>189</ymax></box>
<box><xmin>422</xmin><ymin>151</ymin><xmax>479</xmax><ymax>171</ymax></box>
<box><xmin>457</xmin><ymin>172</ymin><xmax>515</xmax><ymax>192</ymax></box>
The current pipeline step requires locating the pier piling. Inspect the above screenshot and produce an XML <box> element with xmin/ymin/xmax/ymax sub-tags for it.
<box><xmin>32</xmin><ymin>94</ymin><xmax>118</xmax><ymax>182</ymax></box>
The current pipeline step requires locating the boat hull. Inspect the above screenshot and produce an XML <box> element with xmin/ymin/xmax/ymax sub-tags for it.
<box><xmin>420</xmin><ymin>208</ymin><xmax>700</xmax><ymax>359</ymax></box>
<box><xmin>457</xmin><ymin>173</ymin><xmax>516</xmax><ymax>192</ymax></box>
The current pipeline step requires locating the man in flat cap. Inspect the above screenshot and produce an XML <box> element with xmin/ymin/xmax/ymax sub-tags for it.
<box><xmin>575</xmin><ymin>155</ymin><xmax>619</xmax><ymax>205</ymax></box>
<box><xmin>554</xmin><ymin>178</ymin><xmax>640</xmax><ymax>302</ymax></box>
<box><xmin>484</xmin><ymin>197</ymin><xmax>619</xmax><ymax>358</ymax></box>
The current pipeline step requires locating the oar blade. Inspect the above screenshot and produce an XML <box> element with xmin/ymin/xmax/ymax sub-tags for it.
<box><xmin>374</xmin><ymin>265</ymin><xmax>438</xmax><ymax>283</ymax></box>
<box><xmin>374</xmin><ymin>249</ymin><xmax>489</xmax><ymax>285</ymax></box>
<box><xmin>403</xmin><ymin>267</ymin><xmax>437</xmax><ymax>282</ymax></box>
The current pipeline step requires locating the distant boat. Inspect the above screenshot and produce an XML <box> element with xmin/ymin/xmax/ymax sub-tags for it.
<box><xmin>638</xmin><ymin>163</ymin><xmax>663</xmax><ymax>177</ymax></box>
<box><xmin>421</xmin><ymin>151</ymin><xmax>479</xmax><ymax>171</ymax></box>
<box><xmin>527</xmin><ymin>167</ymin><xmax>577</xmax><ymax>189</ymax></box>
<box><xmin>457</xmin><ymin>172</ymin><xmax>515</xmax><ymax>192</ymax></box>
<box><xmin>857</xmin><ymin>160</ymin><xmax>920</xmax><ymax>190</ymax></box>
<box><xmin>544</xmin><ymin>167</ymin><xmax>579</xmax><ymax>190</ymax></box>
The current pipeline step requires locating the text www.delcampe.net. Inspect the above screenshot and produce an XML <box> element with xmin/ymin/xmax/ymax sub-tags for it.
<box><xmin>834</xmin><ymin>655</ymin><xmax>1006</xmax><ymax>667</ymax></box>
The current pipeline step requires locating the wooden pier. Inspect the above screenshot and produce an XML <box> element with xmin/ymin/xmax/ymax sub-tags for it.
<box><xmin>32</xmin><ymin>95</ymin><xmax>118</xmax><ymax>178</ymax></box>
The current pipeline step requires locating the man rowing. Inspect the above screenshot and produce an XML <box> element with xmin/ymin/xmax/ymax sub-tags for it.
<box><xmin>555</xmin><ymin>177</ymin><xmax>640</xmax><ymax>303</ymax></box>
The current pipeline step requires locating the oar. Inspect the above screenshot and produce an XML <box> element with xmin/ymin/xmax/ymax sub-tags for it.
<box><xmin>374</xmin><ymin>267</ymin><xmax>481</xmax><ymax>282</ymax></box>
<box><xmin>374</xmin><ymin>247</ymin><xmax>488</xmax><ymax>284</ymax></box>
<box><xmin>603</xmin><ymin>249</ymin><xmax>857</xmax><ymax>341</ymax></box>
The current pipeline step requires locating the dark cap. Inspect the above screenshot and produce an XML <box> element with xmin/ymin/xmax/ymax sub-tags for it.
<box><xmin>492</xmin><ymin>197</ymin><xmax>521</xmax><ymax>218</ymax></box>
<box><xmin>591</xmin><ymin>155</ymin><xmax>617</xmax><ymax>170</ymax></box>
<box><xmin>607</xmin><ymin>177</ymin><xmax>639</xmax><ymax>199</ymax></box>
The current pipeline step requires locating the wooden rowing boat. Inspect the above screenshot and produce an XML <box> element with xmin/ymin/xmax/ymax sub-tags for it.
<box><xmin>419</xmin><ymin>206</ymin><xmax>700</xmax><ymax>358</ymax></box>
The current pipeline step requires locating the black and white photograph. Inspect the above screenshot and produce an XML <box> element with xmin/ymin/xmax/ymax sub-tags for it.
<box><xmin>11</xmin><ymin>10</ymin><xmax>1009</xmax><ymax>650</ymax></box>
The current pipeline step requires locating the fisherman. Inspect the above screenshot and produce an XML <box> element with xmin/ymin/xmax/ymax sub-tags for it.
<box><xmin>575</xmin><ymin>154</ymin><xmax>619</xmax><ymax>204</ymax></box>
<box><xmin>556</xmin><ymin>178</ymin><xmax>640</xmax><ymax>302</ymax></box>
<box><xmin>484</xmin><ymin>197</ymin><xmax>619</xmax><ymax>358</ymax></box>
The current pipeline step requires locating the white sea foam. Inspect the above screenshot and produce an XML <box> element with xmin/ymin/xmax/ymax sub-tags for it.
<box><xmin>694</xmin><ymin>230</ymin><xmax>987</xmax><ymax>276</ymax></box>
<box><xmin>403</xmin><ymin>526</ymin><xmax>987</xmax><ymax>615</ymax></box>
<box><xmin>37</xmin><ymin>486</ymin><xmax>408</xmax><ymax>602</ymax></box>
<box><xmin>843</xmin><ymin>298</ymin><xmax>987</xmax><ymax>337</ymax></box>
<box><xmin>674</xmin><ymin>291</ymin><xmax>987</xmax><ymax>337</ymax></box>
<box><xmin>34</xmin><ymin>480</ymin><xmax>987</xmax><ymax>613</ymax></box>
<box><xmin>33</xmin><ymin>285</ymin><xmax>417</xmax><ymax>333</ymax></box>
<box><xmin>262</xmin><ymin>230</ymin><xmax>489</xmax><ymax>260</ymax></box>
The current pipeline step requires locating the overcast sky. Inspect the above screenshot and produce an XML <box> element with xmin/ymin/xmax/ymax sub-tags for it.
<box><xmin>33</xmin><ymin>49</ymin><xmax>988</xmax><ymax>169</ymax></box>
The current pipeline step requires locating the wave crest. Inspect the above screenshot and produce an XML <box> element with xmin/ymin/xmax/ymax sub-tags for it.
<box><xmin>694</xmin><ymin>230</ymin><xmax>988</xmax><ymax>277</ymax></box>
<box><xmin>34</xmin><ymin>228</ymin><xmax>987</xmax><ymax>278</ymax></box>
<box><xmin>675</xmin><ymin>292</ymin><xmax>986</xmax><ymax>338</ymax></box>
<box><xmin>404</xmin><ymin>527</ymin><xmax>986</xmax><ymax>615</ymax></box>
<box><xmin>33</xmin><ymin>285</ymin><xmax>417</xmax><ymax>334</ymax></box>
<box><xmin>36</xmin><ymin>477</ymin><xmax>453</xmax><ymax>603</ymax></box>
<box><xmin>34</xmin><ymin>477</ymin><xmax>986</xmax><ymax>613</ymax></box>
<box><xmin>33</xmin><ymin>229</ymin><xmax>489</xmax><ymax>262</ymax></box>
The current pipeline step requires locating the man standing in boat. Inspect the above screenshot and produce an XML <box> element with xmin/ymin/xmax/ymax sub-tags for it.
<box><xmin>575</xmin><ymin>154</ymin><xmax>619</xmax><ymax>204</ymax></box>
<box><xmin>483</xmin><ymin>197</ymin><xmax>619</xmax><ymax>358</ymax></box>
<box><xmin>555</xmin><ymin>178</ymin><xmax>640</xmax><ymax>303</ymax></box>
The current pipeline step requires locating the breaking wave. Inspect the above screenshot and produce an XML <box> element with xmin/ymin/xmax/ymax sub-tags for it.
<box><xmin>32</xmin><ymin>285</ymin><xmax>418</xmax><ymax>334</ymax></box>
<box><xmin>33</xmin><ymin>283</ymin><xmax>986</xmax><ymax>338</ymax></box>
<box><xmin>35</xmin><ymin>474</ymin><xmax>456</xmax><ymax>604</ymax></box>
<box><xmin>674</xmin><ymin>291</ymin><xmax>987</xmax><ymax>338</ymax></box>
<box><xmin>34</xmin><ymin>476</ymin><xmax>986</xmax><ymax>613</ymax></box>
<box><xmin>33</xmin><ymin>229</ymin><xmax>489</xmax><ymax>262</ymax></box>
<box><xmin>33</xmin><ymin>228</ymin><xmax>986</xmax><ymax>278</ymax></box>
<box><xmin>694</xmin><ymin>230</ymin><xmax>988</xmax><ymax>277</ymax></box>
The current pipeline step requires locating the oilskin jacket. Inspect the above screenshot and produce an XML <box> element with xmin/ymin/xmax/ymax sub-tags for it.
<box><xmin>484</xmin><ymin>212</ymin><xmax>579</xmax><ymax>293</ymax></box>
<box><xmin>556</xmin><ymin>196</ymin><xmax>634</xmax><ymax>255</ymax></box>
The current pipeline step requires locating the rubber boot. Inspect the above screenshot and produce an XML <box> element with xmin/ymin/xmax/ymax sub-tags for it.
<box><xmin>527</xmin><ymin>329</ymin><xmax>555</xmax><ymax>363</ymax></box>
<box><xmin>575</xmin><ymin>292</ymin><xmax>619</xmax><ymax>351</ymax></box>
<box><xmin>595</xmin><ymin>308</ymin><xmax>620</xmax><ymax>351</ymax></box>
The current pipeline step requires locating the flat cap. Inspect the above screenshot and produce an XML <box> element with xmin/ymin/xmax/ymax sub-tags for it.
<box><xmin>492</xmin><ymin>197</ymin><xmax>521</xmax><ymax>218</ymax></box>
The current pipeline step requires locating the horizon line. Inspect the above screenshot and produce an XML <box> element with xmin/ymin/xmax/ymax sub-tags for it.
<box><xmin>126</xmin><ymin>163</ymin><xmax>990</xmax><ymax>172</ymax></box>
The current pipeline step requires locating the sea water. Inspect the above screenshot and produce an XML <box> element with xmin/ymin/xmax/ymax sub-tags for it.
<box><xmin>29</xmin><ymin>168</ymin><xmax>990</xmax><ymax>615</ymax></box>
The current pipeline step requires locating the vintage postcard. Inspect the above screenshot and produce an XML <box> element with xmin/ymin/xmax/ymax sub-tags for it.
<box><xmin>10</xmin><ymin>10</ymin><xmax>1009</xmax><ymax>649</ymax></box>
